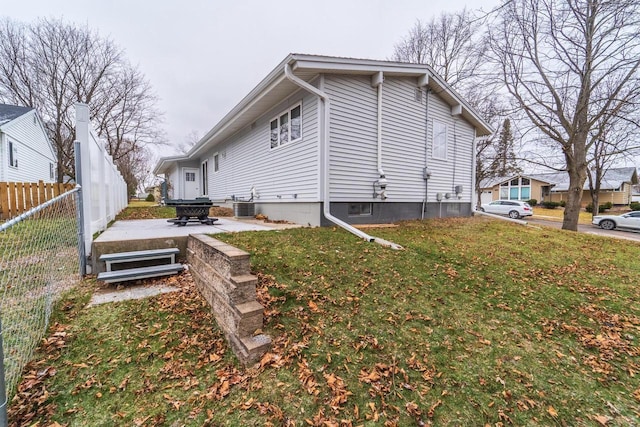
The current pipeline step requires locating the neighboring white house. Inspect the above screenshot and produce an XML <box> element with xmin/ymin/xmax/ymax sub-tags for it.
<box><xmin>0</xmin><ymin>104</ymin><xmax>57</xmax><ymax>183</ymax></box>
<box><xmin>154</xmin><ymin>54</ymin><xmax>493</xmax><ymax>226</ymax></box>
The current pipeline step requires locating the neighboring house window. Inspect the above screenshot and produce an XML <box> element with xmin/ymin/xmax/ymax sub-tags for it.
<box><xmin>432</xmin><ymin>121</ymin><xmax>447</xmax><ymax>159</ymax></box>
<box><xmin>348</xmin><ymin>203</ymin><xmax>372</xmax><ymax>216</ymax></box>
<box><xmin>201</xmin><ymin>160</ymin><xmax>209</xmax><ymax>195</ymax></box>
<box><xmin>8</xmin><ymin>140</ymin><xmax>17</xmax><ymax>168</ymax></box>
<box><xmin>270</xmin><ymin>104</ymin><xmax>302</xmax><ymax>149</ymax></box>
<box><xmin>213</xmin><ymin>153</ymin><xmax>219</xmax><ymax>172</ymax></box>
<box><xmin>50</xmin><ymin>163</ymin><xmax>55</xmax><ymax>180</ymax></box>
<box><xmin>500</xmin><ymin>177</ymin><xmax>531</xmax><ymax>200</ymax></box>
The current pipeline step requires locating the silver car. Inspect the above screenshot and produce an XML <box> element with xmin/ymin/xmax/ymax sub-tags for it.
<box><xmin>592</xmin><ymin>211</ymin><xmax>640</xmax><ymax>231</ymax></box>
<box><xmin>480</xmin><ymin>200</ymin><xmax>534</xmax><ymax>219</ymax></box>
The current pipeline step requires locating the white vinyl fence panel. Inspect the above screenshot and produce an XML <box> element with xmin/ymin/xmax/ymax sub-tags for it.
<box><xmin>75</xmin><ymin>103</ymin><xmax>127</xmax><ymax>259</ymax></box>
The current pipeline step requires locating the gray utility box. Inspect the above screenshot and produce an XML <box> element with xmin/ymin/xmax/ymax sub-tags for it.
<box><xmin>233</xmin><ymin>202</ymin><xmax>255</xmax><ymax>218</ymax></box>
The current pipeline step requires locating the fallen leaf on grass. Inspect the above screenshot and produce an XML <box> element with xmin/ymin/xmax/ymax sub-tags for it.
<box><xmin>593</xmin><ymin>414</ymin><xmax>611</xmax><ymax>425</ymax></box>
<box><xmin>547</xmin><ymin>405</ymin><xmax>558</xmax><ymax>417</ymax></box>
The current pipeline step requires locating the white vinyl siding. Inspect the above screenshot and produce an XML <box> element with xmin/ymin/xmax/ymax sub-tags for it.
<box><xmin>379</xmin><ymin>77</ymin><xmax>430</xmax><ymax>202</ymax></box>
<box><xmin>1</xmin><ymin>111</ymin><xmax>57</xmax><ymax>183</ymax></box>
<box><xmin>324</xmin><ymin>76</ymin><xmax>425</xmax><ymax>202</ymax></box>
<box><xmin>203</xmin><ymin>90</ymin><xmax>319</xmax><ymax>202</ymax></box>
<box><xmin>426</xmin><ymin>93</ymin><xmax>475</xmax><ymax>204</ymax></box>
<box><xmin>325</xmin><ymin>75</ymin><xmax>378</xmax><ymax>201</ymax></box>
<box><xmin>324</xmin><ymin>74</ymin><xmax>476</xmax><ymax>204</ymax></box>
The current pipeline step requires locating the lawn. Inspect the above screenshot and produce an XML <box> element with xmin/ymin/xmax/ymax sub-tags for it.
<box><xmin>9</xmin><ymin>218</ymin><xmax>640</xmax><ymax>426</ymax></box>
<box><xmin>115</xmin><ymin>202</ymin><xmax>233</xmax><ymax>220</ymax></box>
<box><xmin>532</xmin><ymin>207</ymin><xmax>594</xmax><ymax>224</ymax></box>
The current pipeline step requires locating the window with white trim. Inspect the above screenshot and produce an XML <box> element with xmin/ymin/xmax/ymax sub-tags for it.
<box><xmin>50</xmin><ymin>162</ymin><xmax>55</xmax><ymax>180</ymax></box>
<box><xmin>432</xmin><ymin>121</ymin><xmax>447</xmax><ymax>159</ymax></box>
<box><xmin>213</xmin><ymin>153</ymin><xmax>219</xmax><ymax>172</ymax></box>
<box><xmin>8</xmin><ymin>140</ymin><xmax>17</xmax><ymax>168</ymax></box>
<box><xmin>270</xmin><ymin>104</ymin><xmax>302</xmax><ymax>149</ymax></box>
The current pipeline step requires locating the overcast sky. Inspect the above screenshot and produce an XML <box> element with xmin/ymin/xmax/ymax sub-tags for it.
<box><xmin>3</xmin><ymin>0</ymin><xmax>500</xmax><ymax>156</ymax></box>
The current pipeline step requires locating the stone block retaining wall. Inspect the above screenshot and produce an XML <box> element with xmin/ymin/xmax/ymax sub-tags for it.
<box><xmin>187</xmin><ymin>234</ymin><xmax>271</xmax><ymax>365</ymax></box>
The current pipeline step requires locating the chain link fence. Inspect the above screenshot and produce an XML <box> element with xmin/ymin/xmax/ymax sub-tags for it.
<box><xmin>0</xmin><ymin>188</ymin><xmax>81</xmax><ymax>401</ymax></box>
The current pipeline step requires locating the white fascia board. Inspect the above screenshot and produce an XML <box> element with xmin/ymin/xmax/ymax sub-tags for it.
<box><xmin>153</xmin><ymin>154</ymin><xmax>189</xmax><ymax>175</ymax></box>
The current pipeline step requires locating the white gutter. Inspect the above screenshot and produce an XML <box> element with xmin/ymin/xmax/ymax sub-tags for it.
<box><xmin>284</xmin><ymin>64</ymin><xmax>402</xmax><ymax>250</ymax></box>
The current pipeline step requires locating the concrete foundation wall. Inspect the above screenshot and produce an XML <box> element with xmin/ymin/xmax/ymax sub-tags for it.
<box><xmin>256</xmin><ymin>202</ymin><xmax>322</xmax><ymax>227</ymax></box>
<box><xmin>186</xmin><ymin>234</ymin><xmax>271</xmax><ymax>365</ymax></box>
<box><xmin>321</xmin><ymin>202</ymin><xmax>472</xmax><ymax>226</ymax></box>
<box><xmin>254</xmin><ymin>201</ymin><xmax>472</xmax><ymax>227</ymax></box>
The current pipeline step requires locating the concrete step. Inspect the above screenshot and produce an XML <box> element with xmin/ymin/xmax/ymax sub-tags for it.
<box><xmin>97</xmin><ymin>263</ymin><xmax>184</xmax><ymax>284</ymax></box>
<box><xmin>100</xmin><ymin>248</ymin><xmax>180</xmax><ymax>272</ymax></box>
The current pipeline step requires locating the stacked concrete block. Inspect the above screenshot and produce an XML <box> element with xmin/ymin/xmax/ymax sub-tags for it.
<box><xmin>187</xmin><ymin>234</ymin><xmax>271</xmax><ymax>365</ymax></box>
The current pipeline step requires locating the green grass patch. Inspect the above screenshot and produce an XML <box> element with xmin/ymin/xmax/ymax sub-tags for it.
<box><xmin>10</xmin><ymin>218</ymin><xmax>640</xmax><ymax>426</ymax></box>
<box><xmin>533</xmin><ymin>207</ymin><xmax>593</xmax><ymax>224</ymax></box>
<box><xmin>115</xmin><ymin>204</ymin><xmax>176</xmax><ymax>220</ymax></box>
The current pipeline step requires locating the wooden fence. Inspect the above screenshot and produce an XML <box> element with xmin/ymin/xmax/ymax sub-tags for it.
<box><xmin>0</xmin><ymin>181</ymin><xmax>75</xmax><ymax>220</ymax></box>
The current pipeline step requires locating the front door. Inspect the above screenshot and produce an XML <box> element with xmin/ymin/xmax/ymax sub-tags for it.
<box><xmin>183</xmin><ymin>168</ymin><xmax>199</xmax><ymax>199</ymax></box>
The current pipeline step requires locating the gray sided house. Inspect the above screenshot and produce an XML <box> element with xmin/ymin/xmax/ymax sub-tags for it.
<box><xmin>0</xmin><ymin>104</ymin><xmax>57</xmax><ymax>183</ymax></box>
<box><xmin>154</xmin><ymin>54</ymin><xmax>492</xmax><ymax>226</ymax></box>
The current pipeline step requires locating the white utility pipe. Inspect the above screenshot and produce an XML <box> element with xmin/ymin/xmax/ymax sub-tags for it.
<box><xmin>283</xmin><ymin>64</ymin><xmax>402</xmax><ymax>250</ymax></box>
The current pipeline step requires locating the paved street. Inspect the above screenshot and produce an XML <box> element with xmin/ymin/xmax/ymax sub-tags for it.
<box><xmin>527</xmin><ymin>217</ymin><xmax>640</xmax><ymax>243</ymax></box>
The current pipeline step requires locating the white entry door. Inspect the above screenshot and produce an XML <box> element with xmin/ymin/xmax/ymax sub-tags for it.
<box><xmin>183</xmin><ymin>168</ymin><xmax>199</xmax><ymax>199</ymax></box>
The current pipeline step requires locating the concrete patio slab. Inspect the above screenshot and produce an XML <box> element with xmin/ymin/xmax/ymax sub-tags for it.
<box><xmin>87</xmin><ymin>283</ymin><xmax>179</xmax><ymax>306</ymax></box>
<box><xmin>94</xmin><ymin>217</ymin><xmax>280</xmax><ymax>242</ymax></box>
<box><xmin>91</xmin><ymin>217</ymin><xmax>302</xmax><ymax>274</ymax></box>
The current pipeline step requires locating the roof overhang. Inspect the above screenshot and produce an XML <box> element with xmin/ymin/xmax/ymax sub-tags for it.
<box><xmin>154</xmin><ymin>54</ymin><xmax>494</xmax><ymax>175</ymax></box>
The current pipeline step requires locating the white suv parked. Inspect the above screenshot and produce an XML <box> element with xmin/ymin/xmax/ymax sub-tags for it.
<box><xmin>480</xmin><ymin>200</ymin><xmax>533</xmax><ymax>219</ymax></box>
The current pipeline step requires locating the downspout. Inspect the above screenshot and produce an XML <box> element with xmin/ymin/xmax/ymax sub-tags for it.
<box><xmin>422</xmin><ymin>87</ymin><xmax>431</xmax><ymax>219</ymax></box>
<box><xmin>372</xmin><ymin>72</ymin><xmax>386</xmax><ymax>181</ymax></box>
<box><xmin>284</xmin><ymin>64</ymin><xmax>402</xmax><ymax>250</ymax></box>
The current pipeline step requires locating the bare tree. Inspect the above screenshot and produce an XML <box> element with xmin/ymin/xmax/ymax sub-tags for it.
<box><xmin>587</xmin><ymin>117</ymin><xmax>640</xmax><ymax>216</ymax></box>
<box><xmin>0</xmin><ymin>17</ymin><xmax>163</xmax><ymax>190</ymax></box>
<box><xmin>393</xmin><ymin>9</ymin><xmax>486</xmax><ymax>94</ymax></box>
<box><xmin>176</xmin><ymin>130</ymin><xmax>201</xmax><ymax>155</ymax></box>
<box><xmin>393</xmin><ymin>9</ymin><xmax>524</xmax><ymax>210</ymax></box>
<box><xmin>488</xmin><ymin>0</ymin><xmax>640</xmax><ymax>231</ymax></box>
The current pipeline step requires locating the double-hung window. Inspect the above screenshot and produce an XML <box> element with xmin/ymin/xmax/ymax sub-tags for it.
<box><xmin>8</xmin><ymin>140</ymin><xmax>17</xmax><ymax>168</ymax></box>
<box><xmin>270</xmin><ymin>104</ymin><xmax>302</xmax><ymax>149</ymax></box>
<box><xmin>432</xmin><ymin>121</ymin><xmax>447</xmax><ymax>159</ymax></box>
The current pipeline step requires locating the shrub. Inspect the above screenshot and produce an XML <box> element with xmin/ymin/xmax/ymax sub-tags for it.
<box><xmin>630</xmin><ymin>202</ymin><xmax>640</xmax><ymax>211</ymax></box>
<box><xmin>540</xmin><ymin>201</ymin><xmax>560</xmax><ymax>209</ymax></box>
<box><xmin>526</xmin><ymin>199</ymin><xmax>537</xmax><ymax>206</ymax></box>
<box><xmin>145</xmin><ymin>193</ymin><xmax>155</xmax><ymax>202</ymax></box>
<box><xmin>559</xmin><ymin>200</ymin><xmax>566</xmax><ymax>207</ymax></box>
<box><xmin>585</xmin><ymin>202</ymin><xmax>612</xmax><ymax>213</ymax></box>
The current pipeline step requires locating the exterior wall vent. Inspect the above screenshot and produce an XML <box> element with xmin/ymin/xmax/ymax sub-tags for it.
<box><xmin>414</xmin><ymin>88</ymin><xmax>423</xmax><ymax>103</ymax></box>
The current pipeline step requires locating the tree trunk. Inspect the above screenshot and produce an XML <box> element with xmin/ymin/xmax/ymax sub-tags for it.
<box><xmin>562</xmin><ymin>164</ymin><xmax>587</xmax><ymax>231</ymax></box>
